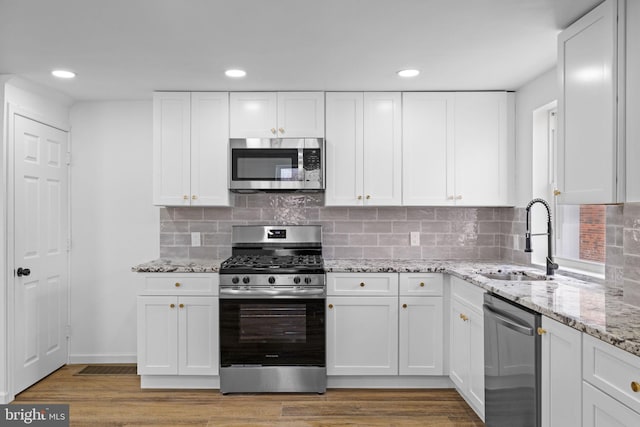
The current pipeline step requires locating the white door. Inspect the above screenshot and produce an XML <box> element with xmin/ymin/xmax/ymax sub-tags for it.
<box><xmin>449</xmin><ymin>299</ymin><xmax>470</xmax><ymax>391</ymax></box>
<box><xmin>398</xmin><ymin>296</ymin><xmax>443</xmax><ymax>375</ymax></box>
<box><xmin>277</xmin><ymin>92</ymin><xmax>325</xmax><ymax>137</ymax></box>
<box><xmin>136</xmin><ymin>296</ymin><xmax>179</xmax><ymax>375</ymax></box>
<box><xmin>178</xmin><ymin>296</ymin><xmax>218</xmax><ymax>375</ymax></box>
<box><xmin>229</xmin><ymin>92</ymin><xmax>277</xmax><ymax>138</ymax></box>
<box><xmin>13</xmin><ymin>114</ymin><xmax>69</xmax><ymax>394</ymax></box>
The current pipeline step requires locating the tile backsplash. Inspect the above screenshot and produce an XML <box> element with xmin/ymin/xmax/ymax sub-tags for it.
<box><xmin>159</xmin><ymin>193</ymin><xmax>515</xmax><ymax>261</ymax></box>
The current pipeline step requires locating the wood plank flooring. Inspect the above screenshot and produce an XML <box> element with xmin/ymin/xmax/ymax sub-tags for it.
<box><xmin>11</xmin><ymin>365</ymin><xmax>484</xmax><ymax>426</ymax></box>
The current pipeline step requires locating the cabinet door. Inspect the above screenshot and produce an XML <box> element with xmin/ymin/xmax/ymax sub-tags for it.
<box><xmin>541</xmin><ymin>316</ymin><xmax>582</xmax><ymax>427</ymax></box>
<box><xmin>191</xmin><ymin>92</ymin><xmax>230</xmax><ymax>206</ymax></box>
<box><xmin>467</xmin><ymin>305</ymin><xmax>485</xmax><ymax>418</ymax></box>
<box><xmin>326</xmin><ymin>296</ymin><xmax>398</xmax><ymax>375</ymax></box>
<box><xmin>363</xmin><ymin>92</ymin><xmax>402</xmax><ymax>205</ymax></box>
<box><xmin>325</xmin><ymin>92</ymin><xmax>364</xmax><ymax>206</ymax></box>
<box><xmin>449</xmin><ymin>298</ymin><xmax>470</xmax><ymax>391</ymax></box>
<box><xmin>137</xmin><ymin>296</ymin><xmax>178</xmax><ymax>375</ymax></box>
<box><xmin>557</xmin><ymin>0</ymin><xmax>619</xmax><ymax>204</ymax></box>
<box><xmin>583</xmin><ymin>382</ymin><xmax>640</xmax><ymax>427</ymax></box>
<box><xmin>153</xmin><ymin>92</ymin><xmax>191</xmax><ymax>205</ymax></box>
<box><xmin>399</xmin><ymin>296</ymin><xmax>443</xmax><ymax>375</ymax></box>
<box><xmin>626</xmin><ymin>0</ymin><xmax>640</xmax><ymax>202</ymax></box>
<box><xmin>453</xmin><ymin>92</ymin><xmax>511</xmax><ymax>206</ymax></box>
<box><xmin>230</xmin><ymin>92</ymin><xmax>277</xmax><ymax>138</ymax></box>
<box><xmin>178</xmin><ymin>296</ymin><xmax>218</xmax><ymax>375</ymax></box>
<box><xmin>402</xmin><ymin>92</ymin><xmax>454</xmax><ymax>205</ymax></box>
<box><xmin>277</xmin><ymin>92</ymin><xmax>324</xmax><ymax>137</ymax></box>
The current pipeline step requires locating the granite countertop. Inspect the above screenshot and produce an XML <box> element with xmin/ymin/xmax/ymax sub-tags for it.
<box><xmin>133</xmin><ymin>257</ymin><xmax>640</xmax><ymax>357</ymax></box>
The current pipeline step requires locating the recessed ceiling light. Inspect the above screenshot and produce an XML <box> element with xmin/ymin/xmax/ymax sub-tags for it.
<box><xmin>225</xmin><ymin>69</ymin><xmax>247</xmax><ymax>78</ymax></box>
<box><xmin>397</xmin><ymin>69</ymin><xmax>420</xmax><ymax>78</ymax></box>
<box><xmin>51</xmin><ymin>69</ymin><xmax>76</xmax><ymax>79</ymax></box>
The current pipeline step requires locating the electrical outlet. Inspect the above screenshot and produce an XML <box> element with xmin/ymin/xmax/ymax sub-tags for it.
<box><xmin>191</xmin><ymin>232</ymin><xmax>201</xmax><ymax>247</ymax></box>
<box><xmin>410</xmin><ymin>231</ymin><xmax>420</xmax><ymax>246</ymax></box>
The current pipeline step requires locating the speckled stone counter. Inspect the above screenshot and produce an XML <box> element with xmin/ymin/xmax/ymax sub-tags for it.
<box><xmin>132</xmin><ymin>258</ymin><xmax>222</xmax><ymax>273</ymax></box>
<box><xmin>133</xmin><ymin>258</ymin><xmax>640</xmax><ymax>357</ymax></box>
<box><xmin>326</xmin><ymin>259</ymin><xmax>640</xmax><ymax>357</ymax></box>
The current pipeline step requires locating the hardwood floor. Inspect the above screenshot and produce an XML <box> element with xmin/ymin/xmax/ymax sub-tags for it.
<box><xmin>12</xmin><ymin>365</ymin><xmax>484</xmax><ymax>426</ymax></box>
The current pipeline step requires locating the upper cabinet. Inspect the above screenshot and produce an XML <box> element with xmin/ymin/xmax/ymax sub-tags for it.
<box><xmin>402</xmin><ymin>92</ymin><xmax>514</xmax><ymax>206</ymax></box>
<box><xmin>325</xmin><ymin>92</ymin><xmax>402</xmax><ymax>206</ymax></box>
<box><xmin>557</xmin><ymin>0</ymin><xmax>622</xmax><ymax>204</ymax></box>
<box><xmin>229</xmin><ymin>92</ymin><xmax>324</xmax><ymax>138</ymax></box>
<box><xmin>153</xmin><ymin>92</ymin><xmax>230</xmax><ymax>206</ymax></box>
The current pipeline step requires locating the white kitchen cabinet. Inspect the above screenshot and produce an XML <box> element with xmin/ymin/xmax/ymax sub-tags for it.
<box><xmin>449</xmin><ymin>276</ymin><xmax>485</xmax><ymax>420</ymax></box>
<box><xmin>153</xmin><ymin>91</ymin><xmax>230</xmax><ymax>206</ymax></box>
<box><xmin>229</xmin><ymin>92</ymin><xmax>324</xmax><ymax>138</ymax></box>
<box><xmin>626</xmin><ymin>0</ymin><xmax>640</xmax><ymax>202</ymax></box>
<box><xmin>583</xmin><ymin>382</ymin><xmax>640</xmax><ymax>427</ymax></box>
<box><xmin>399</xmin><ymin>296</ymin><xmax>443</xmax><ymax>375</ymax></box>
<box><xmin>540</xmin><ymin>316</ymin><xmax>582</xmax><ymax>427</ymax></box>
<box><xmin>557</xmin><ymin>0</ymin><xmax>622</xmax><ymax>204</ymax></box>
<box><xmin>326</xmin><ymin>296</ymin><xmax>399</xmax><ymax>375</ymax></box>
<box><xmin>325</xmin><ymin>92</ymin><xmax>401</xmax><ymax>206</ymax></box>
<box><xmin>402</xmin><ymin>92</ymin><xmax>513</xmax><ymax>206</ymax></box>
<box><xmin>137</xmin><ymin>295</ymin><xmax>218</xmax><ymax>376</ymax></box>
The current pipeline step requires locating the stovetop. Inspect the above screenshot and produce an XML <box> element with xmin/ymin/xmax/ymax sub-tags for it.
<box><xmin>220</xmin><ymin>254</ymin><xmax>324</xmax><ymax>275</ymax></box>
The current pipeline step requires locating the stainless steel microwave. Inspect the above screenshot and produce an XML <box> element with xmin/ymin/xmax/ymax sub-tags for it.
<box><xmin>229</xmin><ymin>138</ymin><xmax>325</xmax><ymax>192</ymax></box>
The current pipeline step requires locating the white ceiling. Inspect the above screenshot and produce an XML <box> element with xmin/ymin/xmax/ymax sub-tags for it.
<box><xmin>0</xmin><ymin>0</ymin><xmax>601</xmax><ymax>101</ymax></box>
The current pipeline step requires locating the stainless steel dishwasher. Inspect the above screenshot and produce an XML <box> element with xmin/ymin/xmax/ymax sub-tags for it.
<box><xmin>483</xmin><ymin>293</ymin><xmax>541</xmax><ymax>427</ymax></box>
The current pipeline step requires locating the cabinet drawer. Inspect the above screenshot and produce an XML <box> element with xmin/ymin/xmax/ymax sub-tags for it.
<box><xmin>450</xmin><ymin>276</ymin><xmax>484</xmax><ymax>309</ymax></box>
<box><xmin>140</xmin><ymin>274</ymin><xmax>219</xmax><ymax>295</ymax></box>
<box><xmin>399</xmin><ymin>273</ymin><xmax>443</xmax><ymax>296</ymax></box>
<box><xmin>583</xmin><ymin>334</ymin><xmax>640</xmax><ymax>414</ymax></box>
<box><xmin>327</xmin><ymin>273</ymin><xmax>398</xmax><ymax>296</ymax></box>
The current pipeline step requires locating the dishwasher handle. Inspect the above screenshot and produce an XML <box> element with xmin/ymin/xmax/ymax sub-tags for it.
<box><xmin>483</xmin><ymin>304</ymin><xmax>534</xmax><ymax>336</ymax></box>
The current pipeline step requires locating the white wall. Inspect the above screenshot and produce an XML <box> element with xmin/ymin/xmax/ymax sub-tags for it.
<box><xmin>69</xmin><ymin>101</ymin><xmax>158</xmax><ymax>363</ymax></box>
<box><xmin>514</xmin><ymin>67</ymin><xmax>558</xmax><ymax>206</ymax></box>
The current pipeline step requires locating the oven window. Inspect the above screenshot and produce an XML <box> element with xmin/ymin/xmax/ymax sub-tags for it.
<box><xmin>232</xmin><ymin>149</ymin><xmax>299</xmax><ymax>181</ymax></box>
<box><xmin>239</xmin><ymin>304</ymin><xmax>306</xmax><ymax>343</ymax></box>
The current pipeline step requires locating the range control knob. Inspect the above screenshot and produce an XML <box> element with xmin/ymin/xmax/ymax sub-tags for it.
<box><xmin>242</xmin><ymin>276</ymin><xmax>250</xmax><ymax>284</ymax></box>
<box><xmin>304</xmin><ymin>276</ymin><xmax>312</xmax><ymax>284</ymax></box>
<box><xmin>268</xmin><ymin>276</ymin><xmax>276</xmax><ymax>284</ymax></box>
<box><xmin>293</xmin><ymin>276</ymin><xmax>301</xmax><ymax>284</ymax></box>
<box><xmin>231</xmin><ymin>276</ymin><xmax>240</xmax><ymax>284</ymax></box>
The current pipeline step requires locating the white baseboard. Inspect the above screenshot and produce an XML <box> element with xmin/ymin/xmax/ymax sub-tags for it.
<box><xmin>68</xmin><ymin>354</ymin><xmax>137</xmax><ymax>364</ymax></box>
<box><xmin>1</xmin><ymin>391</ymin><xmax>15</xmax><ymax>404</ymax></box>
<box><xmin>140</xmin><ymin>375</ymin><xmax>220</xmax><ymax>389</ymax></box>
<box><xmin>327</xmin><ymin>375</ymin><xmax>454</xmax><ymax>388</ymax></box>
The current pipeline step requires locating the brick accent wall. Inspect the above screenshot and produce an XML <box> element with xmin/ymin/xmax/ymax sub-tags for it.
<box><xmin>580</xmin><ymin>205</ymin><xmax>606</xmax><ymax>262</ymax></box>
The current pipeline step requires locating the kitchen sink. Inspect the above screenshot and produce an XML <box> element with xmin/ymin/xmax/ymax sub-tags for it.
<box><xmin>479</xmin><ymin>272</ymin><xmax>549</xmax><ymax>281</ymax></box>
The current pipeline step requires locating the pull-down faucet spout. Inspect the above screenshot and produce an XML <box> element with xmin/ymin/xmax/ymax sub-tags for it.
<box><xmin>525</xmin><ymin>198</ymin><xmax>559</xmax><ymax>276</ymax></box>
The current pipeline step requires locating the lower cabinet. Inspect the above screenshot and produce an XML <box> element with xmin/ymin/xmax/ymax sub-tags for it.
<box><xmin>137</xmin><ymin>296</ymin><xmax>218</xmax><ymax>376</ymax></box>
<box><xmin>540</xmin><ymin>316</ymin><xmax>582</xmax><ymax>427</ymax></box>
<box><xmin>449</xmin><ymin>277</ymin><xmax>485</xmax><ymax>420</ymax></box>
<box><xmin>583</xmin><ymin>382</ymin><xmax>640</xmax><ymax>427</ymax></box>
<box><xmin>326</xmin><ymin>272</ymin><xmax>444</xmax><ymax>377</ymax></box>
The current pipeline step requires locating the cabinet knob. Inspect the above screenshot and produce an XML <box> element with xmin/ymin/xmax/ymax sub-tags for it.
<box><xmin>175</xmin><ymin>282</ymin><xmax>181</xmax><ymax>287</ymax></box>
<box><xmin>271</xmin><ymin>128</ymin><xmax>277</xmax><ymax>134</ymax></box>
<box><xmin>537</xmin><ymin>327</ymin><xmax>547</xmax><ymax>335</ymax></box>
<box><xmin>456</xmin><ymin>195</ymin><xmax>462</xmax><ymax>200</ymax></box>
<box><xmin>183</xmin><ymin>195</ymin><xmax>188</xmax><ymax>200</ymax></box>
<box><xmin>366</xmin><ymin>195</ymin><xmax>371</xmax><ymax>200</ymax></box>
<box><xmin>360</xmin><ymin>282</ymin><xmax>365</xmax><ymax>287</ymax></box>
<box><xmin>447</xmin><ymin>196</ymin><xmax>454</xmax><ymax>200</ymax></box>
<box><xmin>402</xmin><ymin>304</ymin><xmax>407</xmax><ymax>309</ymax></box>
<box><xmin>631</xmin><ymin>381</ymin><xmax>640</xmax><ymax>393</ymax></box>
<box><xmin>419</xmin><ymin>282</ymin><xmax>425</xmax><ymax>287</ymax></box>
<box><xmin>357</xmin><ymin>195</ymin><xmax>362</xmax><ymax>200</ymax></box>
<box><xmin>459</xmin><ymin>313</ymin><xmax>468</xmax><ymax>321</ymax></box>
<box><xmin>170</xmin><ymin>303</ymin><xmax>175</xmax><ymax>308</ymax></box>
<box><xmin>328</xmin><ymin>304</ymin><xmax>333</xmax><ymax>309</ymax></box>
<box><xmin>553</xmin><ymin>189</ymin><xmax>562</xmax><ymax>196</ymax></box>
<box><xmin>278</xmin><ymin>127</ymin><xmax>285</xmax><ymax>134</ymax></box>
<box><xmin>179</xmin><ymin>303</ymin><xmax>184</xmax><ymax>309</ymax></box>
<box><xmin>192</xmin><ymin>195</ymin><xmax>197</xmax><ymax>200</ymax></box>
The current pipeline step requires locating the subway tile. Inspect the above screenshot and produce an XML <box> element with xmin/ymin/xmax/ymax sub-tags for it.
<box><xmin>478</xmin><ymin>221</ymin><xmax>501</xmax><ymax>234</ymax></box>
<box><xmin>232</xmin><ymin>195</ymin><xmax>248</xmax><ymax>208</ymax></box>
<box><xmin>623</xmin><ymin>279</ymin><xmax>640</xmax><ymax>307</ymax></box>
<box><xmin>478</xmin><ymin>246</ymin><xmax>501</xmax><ymax>260</ymax></box>
<box><xmin>334</xmin><ymin>221</ymin><xmax>364</xmax><ymax>233</ymax></box>
<box><xmin>624</xmin><ymin>203</ymin><xmax>640</xmax><ymax>228</ymax></box>
<box><xmin>606</xmin><ymin>204</ymin><xmax>624</xmax><ymax>226</ymax></box>
<box><xmin>437</xmin><ymin>233</ymin><xmax>477</xmax><ymax>247</ymax></box>
<box><xmin>203</xmin><ymin>233</ymin><xmax>232</xmax><ymax>246</ymax></box>
<box><xmin>322</xmin><ymin>246</ymin><xmax>335</xmax><ymax>259</ymax></box>
<box><xmin>348</xmin><ymin>208</ymin><xmax>378</xmax><ymax>220</ymax></box>
<box><xmin>476</xmin><ymin>234</ymin><xmax>496</xmax><ymax>246</ymax></box>
<box><xmin>477</xmin><ymin>208</ymin><xmax>496</xmax><ymax>221</ymax></box>
<box><xmin>314</xmin><ymin>221</ymin><xmax>335</xmax><ymax>233</ymax></box>
<box><xmin>392</xmin><ymin>221</ymin><xmax>421</xmax><ymax>233</ymax></box>
<box><xmin>363</xmin><ymin>221</ymin><xmax>392</xmax><ymax>233</ymax></box>
<box><xmin>334</xmin><ymin>246</ymin><xmax>364</xmax><ymax>259</ymax></box>
<box><xmin>160</xmin><ymin>221</ymin><xmax>189</xmax><ymax>233</ymax></box>
<box><xmin>451</xmin><ymin>221</ymin><xmax>478</xmax><ymax>235</ymax></box>
<box><xmin>173</xmin><ymin>207</ymin><xmax>204</xmax><ymax>220</ymax></box>
<box><xmin>363</xmin><ymin>246</ymin><xmax>393</xmax><ymax>259</ymax></box>
<box><xmin>623</xmin><ymin>255</ymin><xmax>640</xmax><ymax>281</ymax></box>
<box><xmin>159</xmin><ymin>233</ymin><xmax>174</xmax><ymax>246</ymax></box>
<box><xmin>232</xmin><ymin>208</ymin><xmax>262</xmax><ymax>221</ymax></box>
<box><xmin>623</xmin><ymin>229</ymin><xmax>640</xmax><ymax>256</ymax></box>
<box><xmin>174</xmin><ymin>233</ymin><xmax>191</xmax><ymax>246</ymax></box>
<box><xmin>160</xmin><ymin>246</ymin><xmax>189</xmax><ymax>259</ymax></box>
<box><xmin>217</xmin><ymin>221</ymin><xmax>248</xmax><ymax>233</ymax></box>
<box><xmin>421</xmin><ymin>221</ymin><xmax>451</xmax><ymax>233</ymax></box>
<box><xmin>260</xmin><ymin>208</ymin><xmax>278</xmax><ymax>222</ymax></box>
<box><xmin>304</xmin><ymin>208</ymin><xmax>321</xmax><ymax>220</ymax></box>
<box><xmin>378</xmin><ymin>233</ymin><xmax>409</xmax><ymax>246</ymax></box>
<box><xmin>407</xmin><ymin>207</ymin><xmax>435</xmax><ymax>221</ymax></box>
<box><xmin>378</xmin><ymin>207</ymin><xmax>407</xmax><ymax>220</ymax></box>
<box><xmin>393</xmin><ymin>246</ymin><xmax>422</xmax><ymax>259</ymax></box>
<box><xmin>203</xmin><ymin>208</ymin><xmax>232</xmax><ymax>220</ymax></box>
<box><xmin>188</xmin><ymin>246</ymin><xmax>219</xmax><ymax>260</ymax></box>
<box><xmin>319</xmin><ymin>207</ymin><xmax>350</xmax><ymax>220</ymax></box>
<box><xmin>349</xmin><ymin>234</ymin><xmax>378</xmax><ymax>246</ymax></box>
<box><xmin>159</xmin><ymin>207</ymin><xmax>173</xmax><ymax>221</ymax></box>
<box><xmin>246</xmin><ymin>193</ymin><xmax>275</xmax><ymax>208</ymax></box>
<box><xmin>218</xmin><ymin>246</ymin><xmax>232</xmax><ymax>259</ymax></box>
<box><xmin>189</xmin><ymin>221</ymin><xmax>218</xmax><ymax>233</ymax></box>
<box><xmin>449</xmin><ymin>247</ymin><xmax>479</xmax><ymax>260</ymax></box>
<box><xmin>323</xmin><ymin>233</ymin><xmax>349</xmax><ymax>246</ymax></box>
<box><xmin>422</xmin><ymin>246</ymin><xmax>451</xmax><ymax>259</ymax></box>
<box><xmin>418</xmin><ymin>234</ymin><xmax>437</xmax><ymax>247</ymax></box>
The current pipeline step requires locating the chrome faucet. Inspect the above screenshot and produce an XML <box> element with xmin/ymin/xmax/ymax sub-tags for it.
<box><xmin>524</xmin><ymin>198</ymin><xmax>559</xmax><ymax>276</ymax></box>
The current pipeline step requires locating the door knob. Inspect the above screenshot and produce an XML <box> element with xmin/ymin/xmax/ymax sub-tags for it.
<box><xmin>16</xmin><ymin>267</ymin><xmax>31</xmax><ymax>277</ymax></box>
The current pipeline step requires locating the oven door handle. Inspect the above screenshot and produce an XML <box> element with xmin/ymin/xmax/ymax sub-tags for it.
<box><xmin>220</xmin><ymin>288</ymin><xmax>326</xmax><ymax>297</ymax></box>
<box><xmin>483</xmin><ymin>304</ymin><xmax>534</xmax><ymax>336</ymax></box>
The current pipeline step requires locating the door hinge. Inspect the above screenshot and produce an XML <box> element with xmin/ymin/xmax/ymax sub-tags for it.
<box><xmin>66</xmin><ymin>152</ymin><xmax>71</xmax><ymax>166</ymax></box>
<box><xmin>65</xmin><ymin>325</ymin><xmax>72</xmax><ymax>338</ymax></box>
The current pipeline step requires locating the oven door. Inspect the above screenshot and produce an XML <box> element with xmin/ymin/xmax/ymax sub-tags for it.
<box><xmin>229</xmin><ymin>139</ymin><xmax>304</xmax><ymax>191</ymax></box>
<box><xmin>220</xmin><ymin>298</ymin><xmax>325</xmax><ymax>367</ymax></box>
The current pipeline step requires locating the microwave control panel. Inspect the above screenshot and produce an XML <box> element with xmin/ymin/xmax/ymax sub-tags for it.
<box><xmin>303</xmin><ymin>149</ymin><xmax>322</xmax><ymax>183</ymax></box>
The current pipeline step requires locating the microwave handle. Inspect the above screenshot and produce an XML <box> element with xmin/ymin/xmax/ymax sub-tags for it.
<box><xmin>298</xmin><ymin>149</ymin><xmax>304</xmax><ymax>181</ymax></box>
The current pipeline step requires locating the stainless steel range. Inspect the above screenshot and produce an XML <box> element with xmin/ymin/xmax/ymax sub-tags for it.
<box><xmin>218</xmin><ymin>225</ymin><xmax>326</xmax><ymax>394</ymax></box>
